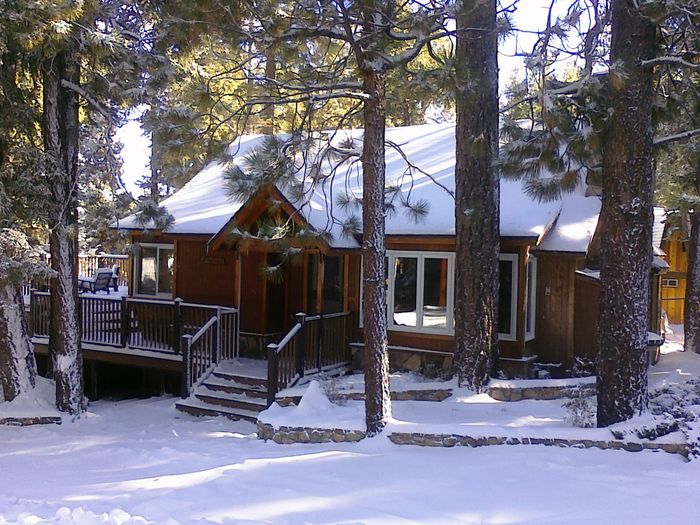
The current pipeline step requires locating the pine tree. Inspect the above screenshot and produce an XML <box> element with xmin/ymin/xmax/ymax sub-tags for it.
<box><xmin>595</xmin><ymin>0</ymin><xmax>657</xmax><ymax>427</ymax></box>
<box><xmin>452</xmin><ymin>0</ymin><xmax>500</xmax><ymax>391</ymax></box>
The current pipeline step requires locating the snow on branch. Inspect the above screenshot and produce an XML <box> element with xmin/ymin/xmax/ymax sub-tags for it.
<box><xmin>642</xmin><ymin>56</ymin><xmax>700</xmax><ymax>69</ymax></box>
<box><xmin>654</xmin><ymin>128</ymin><xmax>700</xmax><ymax>147</ymax></box>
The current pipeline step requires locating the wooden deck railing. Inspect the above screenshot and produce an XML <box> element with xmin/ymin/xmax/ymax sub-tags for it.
<box><xmin>266</xmin><ymin>311</ymin><xmax>352</xmax><ymax>406</ymax></box>
<box><xmin>29</xmin><ymin>291</ymin><xmax>239</xmax><ymax>395</ymax></box>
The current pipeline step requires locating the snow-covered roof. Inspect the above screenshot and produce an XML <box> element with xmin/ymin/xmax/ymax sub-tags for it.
<box><xmin>653</xmin><ymin>207</ymin><xmax>666</xmax><ymax>250</ymax></box>
<box><xmin>116</xmin><ymin>123</ymin><xmax>577</xmax><ymax>249</ymax></box>
<box><xmin>536</xmin><ymin>193</ymin><xmax>601</xmax><ymax>254</ymax></box>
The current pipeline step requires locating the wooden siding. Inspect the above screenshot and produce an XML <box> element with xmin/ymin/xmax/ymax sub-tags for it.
<box><xmin>175</xmin><ymin>240</ymin><xmax>237</xmax><ymax>307</ymax></box>
<box><xmin>660</xmin><ymin>231</ymin><xmax>686</xmax><ymax>324</ymax></box>
<box><xmin>573</xmin><ymin>274</ymin><xmax>599</xmax><ymax>361</ymax></box>
<box><xmin>239</xmin><ymin>250</ymin><xmax>268</xmax><ymax>334</ymax></box>
<box><xmin>534</xmin><ymin>254</ymin><xmax>580</xmax><ymax>364</ymax></box>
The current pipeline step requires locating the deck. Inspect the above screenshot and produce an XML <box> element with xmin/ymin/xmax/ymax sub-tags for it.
<box><xmin>28</xmin><ymin>291</ymin><xmax>354</xmax><ymax>417</ymax></box>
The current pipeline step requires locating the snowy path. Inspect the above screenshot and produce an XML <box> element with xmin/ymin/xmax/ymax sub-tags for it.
<box><xmin>0</xmin><ymin>395</ymin><xmax>699</xmax><ymax>525</ymax></box>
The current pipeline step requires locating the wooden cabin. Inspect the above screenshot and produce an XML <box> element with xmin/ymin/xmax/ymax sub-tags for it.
<box><xmin>114</xmin><ymin>123</ymin><xmax>667</xmax><ymax>381</ymax></box>
<box><xmin>25</xmin><ymin>123</ymin><xmax>670</xmax><ymax>418</ymax></box>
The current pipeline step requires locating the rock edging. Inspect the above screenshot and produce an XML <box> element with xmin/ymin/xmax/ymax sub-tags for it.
<box><xmin>0</xmin><ymin>416</ymin><xmax>62</xmax><ymax>426</ymax></box>
<box><xmin>257</xmin><ymin>422</ymin><xmax>366</xmax><ymax>444</ymax></box>
<box><xmin>276</xmin><ymin>388</ymin><xmax>451</xmax><ymax>407</ymax></box>
<box><xmin>388</xmin><ymin>432</ymin><xmax>688</xmax><ymax>457</ymax></box>
<box><xmin>488</xmin><ymin>383</ymin><xmax>596</xmax><ymax>401</ymax></box>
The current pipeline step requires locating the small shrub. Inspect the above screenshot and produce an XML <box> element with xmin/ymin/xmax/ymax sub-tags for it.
<box><xmin>318</xmin><ymin>375</ymin><xmax>347</xmax><ymax>406</ymax></box>
<box><xmin>562</xmin><ymin>385</ymin><xmax>596</xmax><ymax>428</ymax></box>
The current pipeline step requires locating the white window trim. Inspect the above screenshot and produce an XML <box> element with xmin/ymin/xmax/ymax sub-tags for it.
<box><xmin>525</xmin><ymin>255</ymin><xmax>537</xmax><ymax>341</ymax></box>
<box><xmin>499</xmin><ymin>253</ymin><xmax>519</xmax><ymax>342</ymax></box>
<box><xmin>387</xmin><ymin>250</ymin><xmax>455</xmax><ymax>335</ymax></box>
<box><xmin>133</xmin><ymin>243</ymin><xmax>174</xmax><ymax>298</ymax></box>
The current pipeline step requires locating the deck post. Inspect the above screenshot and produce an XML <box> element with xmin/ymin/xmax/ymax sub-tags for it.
<box><xmin>173</xmin><ymin>298</ymin><xmax>183</xmax><ymax>354</ymax></box>
<box><xmin>295</xmin><ymin>313</ymin><xmax>306</xmax><ymax>379</ymax></box>
<box><xmin>215</xmin><ymin>306</ymin><xmax>222</xmax><ymax>364</ymax></box>
<box><xmin>120</xmin><ymin>296</ymin><xmax>129</xmax><ymax>348</ymax></box>
<box><xmin>267</xmin><ymin>343</ymin><xmax>279</xmax><ymax>407</ymax></box>
<box><xmin>181</xmin><ymin>334</ymin><xmax>193</xmax><ymax>398</ymax></box>
<box><xmin>317</xmin><ymin>313</ymin><xmax>324</xmax><ymax>372</ymax></box>
<box><xmin>29</xmin><ymin>290</ymin><xmax>36</xmax><ymax>337</ymax></box>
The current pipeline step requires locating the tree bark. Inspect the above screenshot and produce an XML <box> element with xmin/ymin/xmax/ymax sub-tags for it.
<box><xmin>596</xmin><ymin>0</ymin><xmax>656</xmax><ymax>427</ymax></box>
<box><xmin>43</xmin><ymin>49</ymin><xmax>84</xmax><ymax>415</ymax></box>
<box><xmin>361</xmin><ymin>68</ymin><xmax>391</xmax><ymax>435</ymax></box>
<box><xmin>453</xmin><ymin>0</ymin><xmax>500</xmax><ymax>390</ymax></box>
<box><xmin>684</xmin><ymin>161</ymin><xmax>700</xmax><ymax>353</ymax></box>
<box><xmin>0</xmin><ymin>285</ymin><xmax>37</xmax><ymax>402</ymax></box>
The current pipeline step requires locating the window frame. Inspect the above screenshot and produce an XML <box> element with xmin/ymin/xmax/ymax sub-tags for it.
<box><xmin>525</xmin><ymin>255</ymin><xmax>537</xmax><ymax>341</ymax></box>
<box><xmin>387</xmin><ymin>250</ymin><xmax>455</xmax><ymax>335</ymax></box>
<box><xmin>662</xmin><ymin>278</ymin><xmax>679</xmax><ymax>288</ymax></box>
<box><xmin>498</xmin><ymin>253</ymin><xmax>519</xmax><ymax>342</ymax></box>
<box><xmin>133</xmin><ymin>242</ymin><xmax>174</xmax><ymax>298</ymax></box>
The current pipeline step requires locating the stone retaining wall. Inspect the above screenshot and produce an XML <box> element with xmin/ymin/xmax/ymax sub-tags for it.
<box><xmin>488</xmin><ymin>382</ymin><xmax>596</xmax><ymax>401</ymax></box>
<box><xmin>276</xmin><ymin>388</ymin><xmax>451</xmax><ymax>407</ymax></box>
<box><xmin>257</xmin><ymin>422</ymin><xmax>366</xmax><ymax>444</ymax></box>
<box><xmin>257</xmin><ymin>423</ymin><xmax>687</xmax><ymax>457</ymax></box>
<box><xmin>388</xmin><ymin>432</ymin><xmax>688</xmax><ymax>457</ymax></box>
<box><xmin>0</xmin><ymin>416</ymin><xmax>62</xmax><ymax>426</ymax></box>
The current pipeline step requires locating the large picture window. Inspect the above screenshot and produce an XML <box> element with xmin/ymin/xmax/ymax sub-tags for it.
<box><xmin>135</xmin><ymin>243</ymin><xmax>174</xmax><ymax>297</ymax></box>
<box><xmin>366</xmin><ymin>251</ymin><xmax>525</xmax><ymax>341</ymax></box>
<box><xmin>388</xmin><ymin>251</ymin><xmax>454</xmax><ymax>334</ymax></box>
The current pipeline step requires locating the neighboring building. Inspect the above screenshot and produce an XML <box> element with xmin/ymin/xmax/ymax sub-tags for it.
<box><xmin>660</xmin><ymin>228</ymin><xmax>688</xmax><ymax>325</ymax></box>
<box><xmin>113</xmin><ymin>123</ymin><xmax>666</xmax><ymax>378</ymax></box>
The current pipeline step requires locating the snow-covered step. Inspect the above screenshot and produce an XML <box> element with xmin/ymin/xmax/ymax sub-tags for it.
<box><xmin>194</xmin><ymin>388</ymin><xmax>268</xmax><ymax>413</ymax></box>
<box><xmin>211</xmin><ymin>369</ymin><xmax>268</xmax><ymax>388</ymax></box>
<box><xmin>175</xmin><ymin>397</ymin><xmax>260</xmax><ymax>422</ymax></box>
<box><xmin>203</xmin><ymin>376</ymin><xmax>267</xmax><ymax>399</ymax></box>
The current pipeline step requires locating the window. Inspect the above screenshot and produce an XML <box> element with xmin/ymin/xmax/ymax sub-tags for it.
<box><xmin>498</xmin><ymin>254</ymin><xmax>518</xmax><ymax>341</ymax></box>
<box><xmin>387</xmin><ymin>251</ymin><xmax>453</xmax><ymax>334</ymax></box>
<box><xmin>662</xmin><ymin>278</ymin><xmax>679</xmax><ymax>288</ymax></box>
<box><xmin>135</xmin><ymin>243</ymin><xmax>174</xmax><ymax>297</ymax></box>
<box><xmin>363</xmin><ymin>250</ymin><xmax>521</xmax><ymax>340</ymax></box>
<box><xmin>306</xmin><ymin>254</ymin><xmax>345</xmax><ymax>313</ymax></box>
<box><xmin>525</xmin><ymin>256</ymin><xmax>537</xmax><ymax>340</ymax></box>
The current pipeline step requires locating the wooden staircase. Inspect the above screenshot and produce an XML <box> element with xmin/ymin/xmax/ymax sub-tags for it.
<box><xmin>175</xmin><ymin>360</ymin><xmax>269</xmax><ymax>422</ymax></box>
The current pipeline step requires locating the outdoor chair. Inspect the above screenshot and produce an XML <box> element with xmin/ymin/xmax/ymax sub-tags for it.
<box><xmin>78</xmin><ymin>268</ymin><xmax>114</xmax><ymax>294</ymax></box>
<box><xmin>111</xmin><ymin>265</ymin><xmax>121</xmax><ymax>292</ymax></box>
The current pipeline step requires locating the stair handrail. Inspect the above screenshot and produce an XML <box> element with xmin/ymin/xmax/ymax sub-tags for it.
<box><xmin>181</xmin><ymin>313</ymin><xmax>219</xmax><ymax>398</ymax></box>
<box><xmin>266</xmin><ymin>314</ymin><xmax>306</xmax><ymax>406</ymax></box>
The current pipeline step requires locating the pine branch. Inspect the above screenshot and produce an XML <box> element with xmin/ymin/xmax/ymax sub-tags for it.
<box><xmin>654</xmin><ymin>128</ymin><xmax>700</xmax><ymax>146</ymax></box>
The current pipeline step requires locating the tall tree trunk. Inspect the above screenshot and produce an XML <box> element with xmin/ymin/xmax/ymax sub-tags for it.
<box><xmin>361</xmin><ymin>68</ymin><xmax>391</xmax><ymax>435</ymax></box>
<box><xmin>453</xmin><ymin>0</ymin><xmax>500</xmax><ymax>391</ymax></box>
<box><xmin>684</xmin><ymin>161</ymin><xmax>700</xmax><ymax>353</ymax></box>
<box><xmin>0</xmin><ymin>285</ymin><xmax>37</xmax><ymax>402</ymax></box>
<box><xmin>43</xmin><ymin>49</ymin><xmax>84</xmax><ymax>415</ymax></box>
<box><xmin>596</xmin><ymin>0</ymin><xmax>656</xmax><ymax>427</ymax></box>
<box><xmin>261</xmin><ymin>52</ymin><xmax>276</xmax><ymax>135</ymax></box>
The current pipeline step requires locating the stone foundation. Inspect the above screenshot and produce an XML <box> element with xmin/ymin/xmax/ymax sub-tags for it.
<box><xmin>257</xmin><ymin>422</ymin><xmax>366</xmax><ymax>444</ymax></box>
<box><xmin>388</xmin><ymin>432</ymin><xmax>688</xmax><ymax>457</ymax></box>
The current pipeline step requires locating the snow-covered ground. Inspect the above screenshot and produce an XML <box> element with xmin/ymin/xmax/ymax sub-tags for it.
<box><xmin>1</xmin><ymin>335</ymin><xmax>700</xmax><ymax>524</ymax></box>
